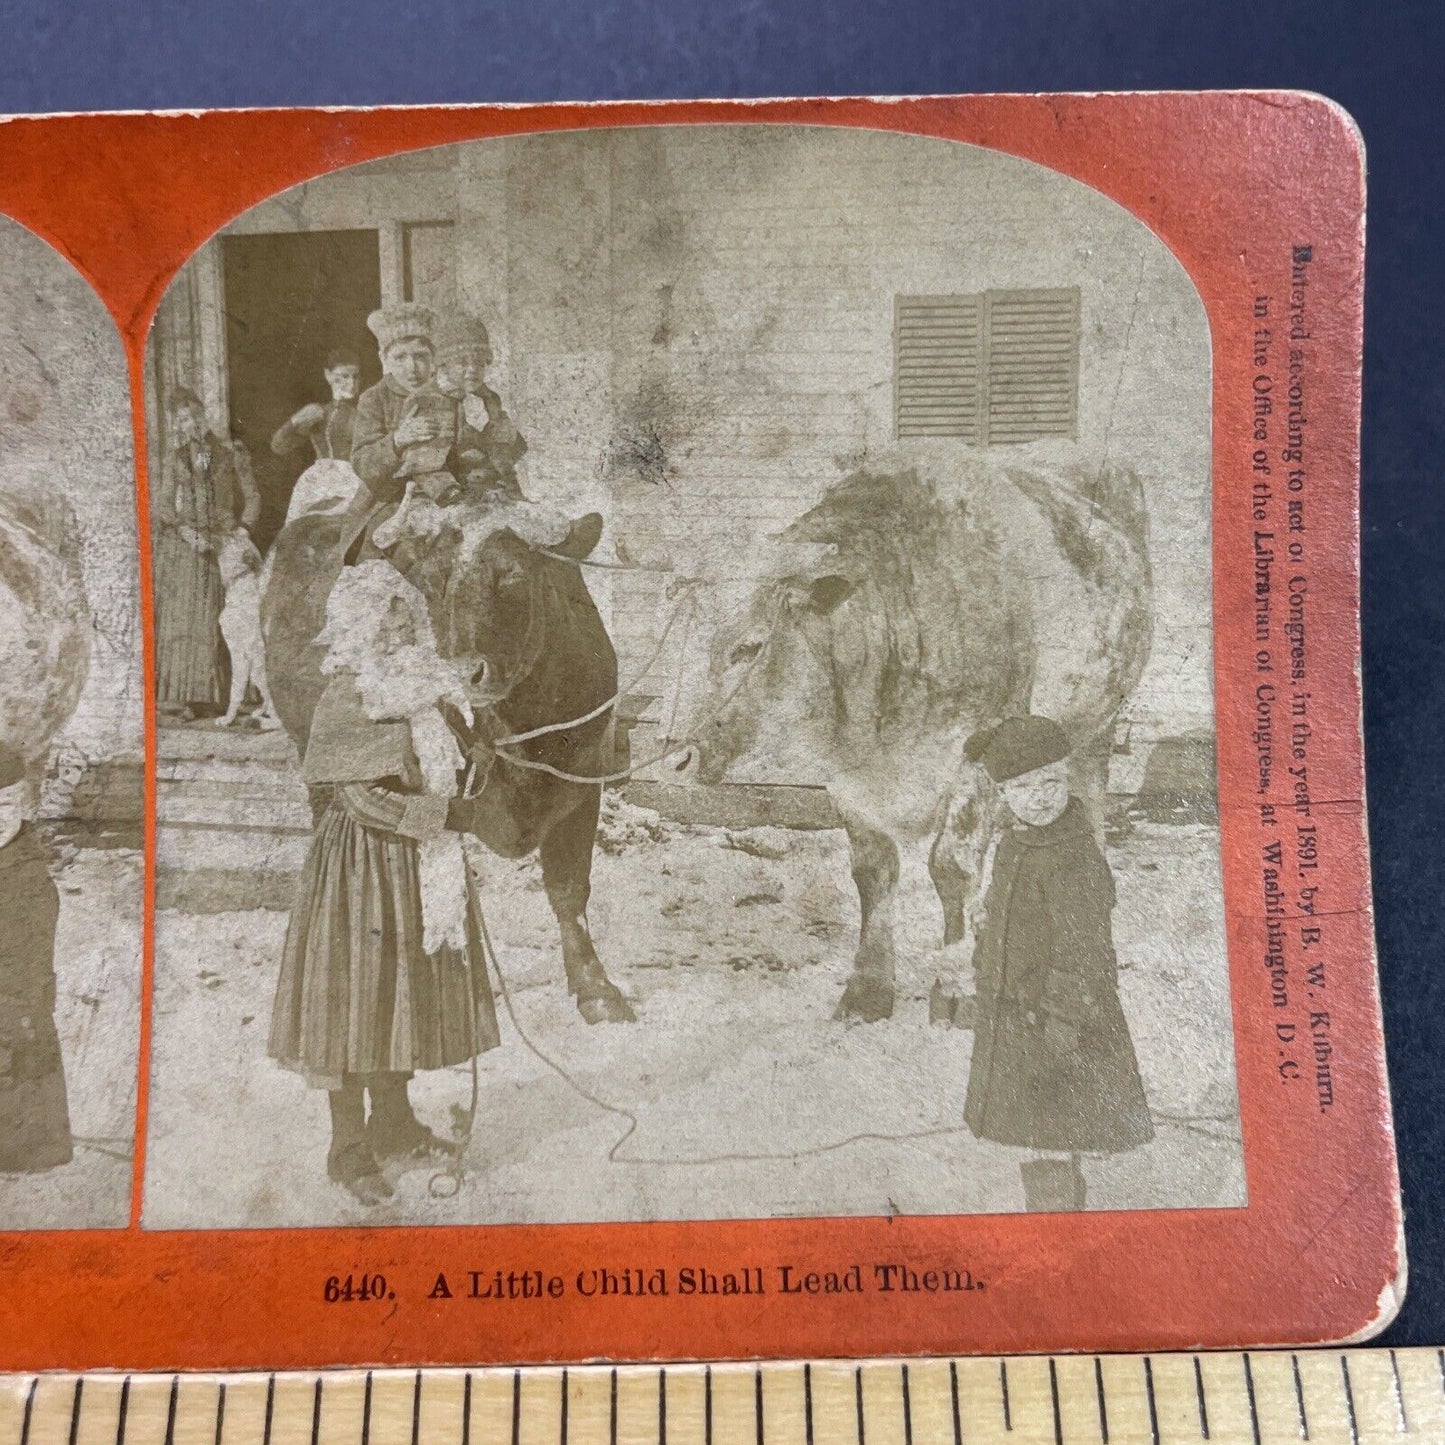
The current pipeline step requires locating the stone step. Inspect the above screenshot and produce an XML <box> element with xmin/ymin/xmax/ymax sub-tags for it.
<box><xmin>156</xmin><ymin>865</ymin><xmax>299</xmax><ymax>914</ymax></box>
<box><xmin>156</xmin><ymin>771</ymin><xmax>309</xmax><ymax>803</ymax></box>
<box><xmin>158</xmin><ymin>754</ymin><xmax>303</xmax><ymax>784</ymax></box>
<box><xmin>156</xmin><ymin>723</ymin><xmax>300</xmax><ymax>767</ymax></box>
<box><xmin>157</xmin><ymin>821</ymin><xmax>310</xmax><ymax>875</ymax></box>
<box><xmin>154</xmin><ymin>726</ymin><xmax>313</xmax><ymax>845</ymax></box>
<box><xmin>54</xmin><ymin>759</ymin><xmax>145</xmax><ymax>825</ymax></box>
<box><xmin>156</xmin><ymin>724</ymin><xmax>313</xmax><ymax>876</ymax></box>
<box><xmin>157</xmin><ymin>791</ymin><xmax>314</xmax><ymax>832</ymax></box>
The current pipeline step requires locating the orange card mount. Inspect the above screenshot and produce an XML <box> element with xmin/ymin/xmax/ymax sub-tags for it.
<box><xmin>0</xmin><ymin>92</ymin><xmax>1399</xmax><ymax>1369</ymax></box>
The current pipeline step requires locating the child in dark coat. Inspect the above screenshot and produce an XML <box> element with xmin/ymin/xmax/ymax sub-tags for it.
<box><xmin>962</xmin><ymin>716</ymin><xmax>1153</xmax><ymax>1211</ymax></box>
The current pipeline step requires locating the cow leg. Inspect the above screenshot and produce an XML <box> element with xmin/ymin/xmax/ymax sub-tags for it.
<box><xmin>833</xmin><ymin>816</ymin><xmax>899</xmax><ymax>1023</ymax></box>
<box><xmin>928</xmin><ymin>770</ymin><xmax>996</xmax><ymax>948</ymax></box>
<box><xmin>1069</xmin><ymin>730</ymin><xmax>1113</xmax><ymax>842</ymax></box>
<box><xmin>540</xmin><ymin>785</ymin><xmax>636</xmax><ymax>1024</ymax></box>
<box><xmin>929</xmin><ymin>816</ymin><xmax>969</xmax><ymax>948</ymax></box>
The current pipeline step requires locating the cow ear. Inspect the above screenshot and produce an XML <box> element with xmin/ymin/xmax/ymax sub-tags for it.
<box><xmin>806</xmin><ymin>574</ymin><xmax>855</xmax><ymax>615</ymax></box>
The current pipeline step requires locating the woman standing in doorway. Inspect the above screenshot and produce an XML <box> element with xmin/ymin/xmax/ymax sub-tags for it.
<box><xmin>152</xmin><ymin>388</ymin><xmax>260</xmax><ymax>717</ymax></box>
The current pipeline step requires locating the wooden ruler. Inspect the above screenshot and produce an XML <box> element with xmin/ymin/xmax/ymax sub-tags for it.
<box><xmin>3</xmin><ymin>1351</ymin><xmax>1443</xmax><ymax>1445</ymax></box>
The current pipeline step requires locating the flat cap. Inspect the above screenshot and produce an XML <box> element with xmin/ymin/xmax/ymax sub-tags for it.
<box><xmin>964</xmin><ymin>715</ymin><xmax>1069</xmax><ymax>783</ymax></box>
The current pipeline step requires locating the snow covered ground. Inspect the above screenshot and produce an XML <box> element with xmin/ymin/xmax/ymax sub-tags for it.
<box><xmin>1</xmin><ymin>841</ymin><xmax>140</xmax><ymax>1229</ymax></box>
<box><xmin>142</xmin><ymin>803</ymin><xmax>1244</xmax><ymax>1229</ymax></box>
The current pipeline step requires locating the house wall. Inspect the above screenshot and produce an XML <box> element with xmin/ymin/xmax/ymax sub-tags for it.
<box><xmin>486</xmin><ymin>126</ymin><xmax>1213</xmax><ymax>755</ymax></box>
<box><xmin>154</xmin><ymin>125</ymin><xmax>1214</xmax><ymax>775</ymax></box>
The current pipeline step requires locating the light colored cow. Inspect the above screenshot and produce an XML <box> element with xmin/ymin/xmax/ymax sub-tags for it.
<box><xmin>685</xmin><ymin>456</ymin><xmax>1153</xmax><ymax>1021</ymax></box>
<box><xmin>0</xmin><ymin>482</ymin><xmax>90</xmax><ymax>771</ymax></box>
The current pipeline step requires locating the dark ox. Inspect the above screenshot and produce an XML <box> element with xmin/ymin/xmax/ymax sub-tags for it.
<box><xmin>262</xmin><ymin>503</ymin><xmax>634</xmax><ymax>1024</ymax></box>
<box><xmin>686</xmin><ymin>462</ymin><xmax>1153</xmax><ymax>1022</ymax></box>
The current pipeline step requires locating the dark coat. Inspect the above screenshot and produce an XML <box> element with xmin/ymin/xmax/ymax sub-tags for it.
<box><xmin>350</xmin><ymin>379</ymin><xmax>475</xmax><ymax>502</ymax></box>
<box><xmin>153</xmin><ymin>432</ymin><xmax>261</xmax><ymax>540</ymax></box>
<box><xmin>350</xmin><ymin>377</ymin><xmax>522</xmax><ymax>505</ymax></box>
<box><xmin>346</xmin><ymin>380</ymin><xmax>473</xmax><ymax>559</ymax></box>
<box><xmin>0</xmin><ymin>824</ymin><xmax>72</xmax><ymax>1171</ymax></box>
<box><xmin>345</xmin><ymin>378</ymin><xmax>537</xmax><ymax>579</ymax></box>
<box><xmin>270</xmin><ymin>399</ymin><xmax>357</xmax><ymax>462</ymax></box>
<box><xmin>457</xmin><ymin>384</ymin><xmax>529</xmax><ymax>492</ymax></box>
<box><xmin>351</xmin><ymin>377</ymin><xmax>437</xmax><ymax>503</ymax></box>
<box><xmin>963</xmin><ymin>797</ymin><xmax>1153</xmax><ymax>1154</ymax></box>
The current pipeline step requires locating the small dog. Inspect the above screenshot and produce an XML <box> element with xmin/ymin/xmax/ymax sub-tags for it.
<box><xmin>216</xmin><ymin>529</ymin><xmax>281</xmax><ymax>729</ymax></box>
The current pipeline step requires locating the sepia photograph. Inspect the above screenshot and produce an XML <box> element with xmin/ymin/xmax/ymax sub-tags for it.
<box><xmin>0</xmin><ymin>215</ymin><xmax>144</xmax><ymax>1228</ymax></box>
<box><xmin>140</xmin><ymin>124</ymin><xmax>1243</xmax><ymax>1230</ymax></box>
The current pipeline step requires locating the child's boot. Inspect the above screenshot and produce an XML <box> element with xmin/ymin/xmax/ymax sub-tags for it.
<box><xmin>367</xmin><ymin>1073</ymin><xmax>455</xmax><ymax>1164</ymax></box>
<box><xmin>326</xmin><ymin>1081</ymin><xmax>391</xmax><ymax>1205</ymax></box>
<box><xmin>1020</xmin><ymin>1156</ymin><xmax>1087</xmax><ymax>1212</ymax></box>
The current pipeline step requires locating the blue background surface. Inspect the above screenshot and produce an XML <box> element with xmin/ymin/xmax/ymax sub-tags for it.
<box><xmin>1</xmin><ymin>0</ymin><xmax>1441</xmax><ymax>1349</ymax></box>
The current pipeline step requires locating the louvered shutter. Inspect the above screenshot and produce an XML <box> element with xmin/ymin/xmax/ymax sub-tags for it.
<box><xmin>894</xmin><ymin>287</ymin><xmax>1080</xmax><ymax>446</ymax></box>
<box><xmin>893</xmin><ymin>295</ymin><xmax>983</xmax><ymax>441</ymax></box>
<box><xmin>982</xmin><ymin>288</ymin><xmax>1080</xmax><ymax>444</ymax></box>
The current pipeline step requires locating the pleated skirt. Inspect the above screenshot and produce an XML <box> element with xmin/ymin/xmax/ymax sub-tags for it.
<box><xmin>153</xmin><ymin>532</ymin><xmax>223</xmax><ymax>708</ymax></box>
<box><xmin>268</xmin><ymin>803</ymin><xmax>501</xmax><ymax>1087</ymax></box>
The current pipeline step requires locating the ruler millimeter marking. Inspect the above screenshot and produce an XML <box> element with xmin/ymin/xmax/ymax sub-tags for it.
<box><xmin>5</xmin><ymin>1351</ymin><xmax>1445</xmax><ymax>1445</ymax></box>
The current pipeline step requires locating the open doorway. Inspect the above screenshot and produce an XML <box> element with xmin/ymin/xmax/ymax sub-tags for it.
<box><xmin>222</xmin><ymin>230</ymin><xmax>382</xmax><ymax>550</ymax></box>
